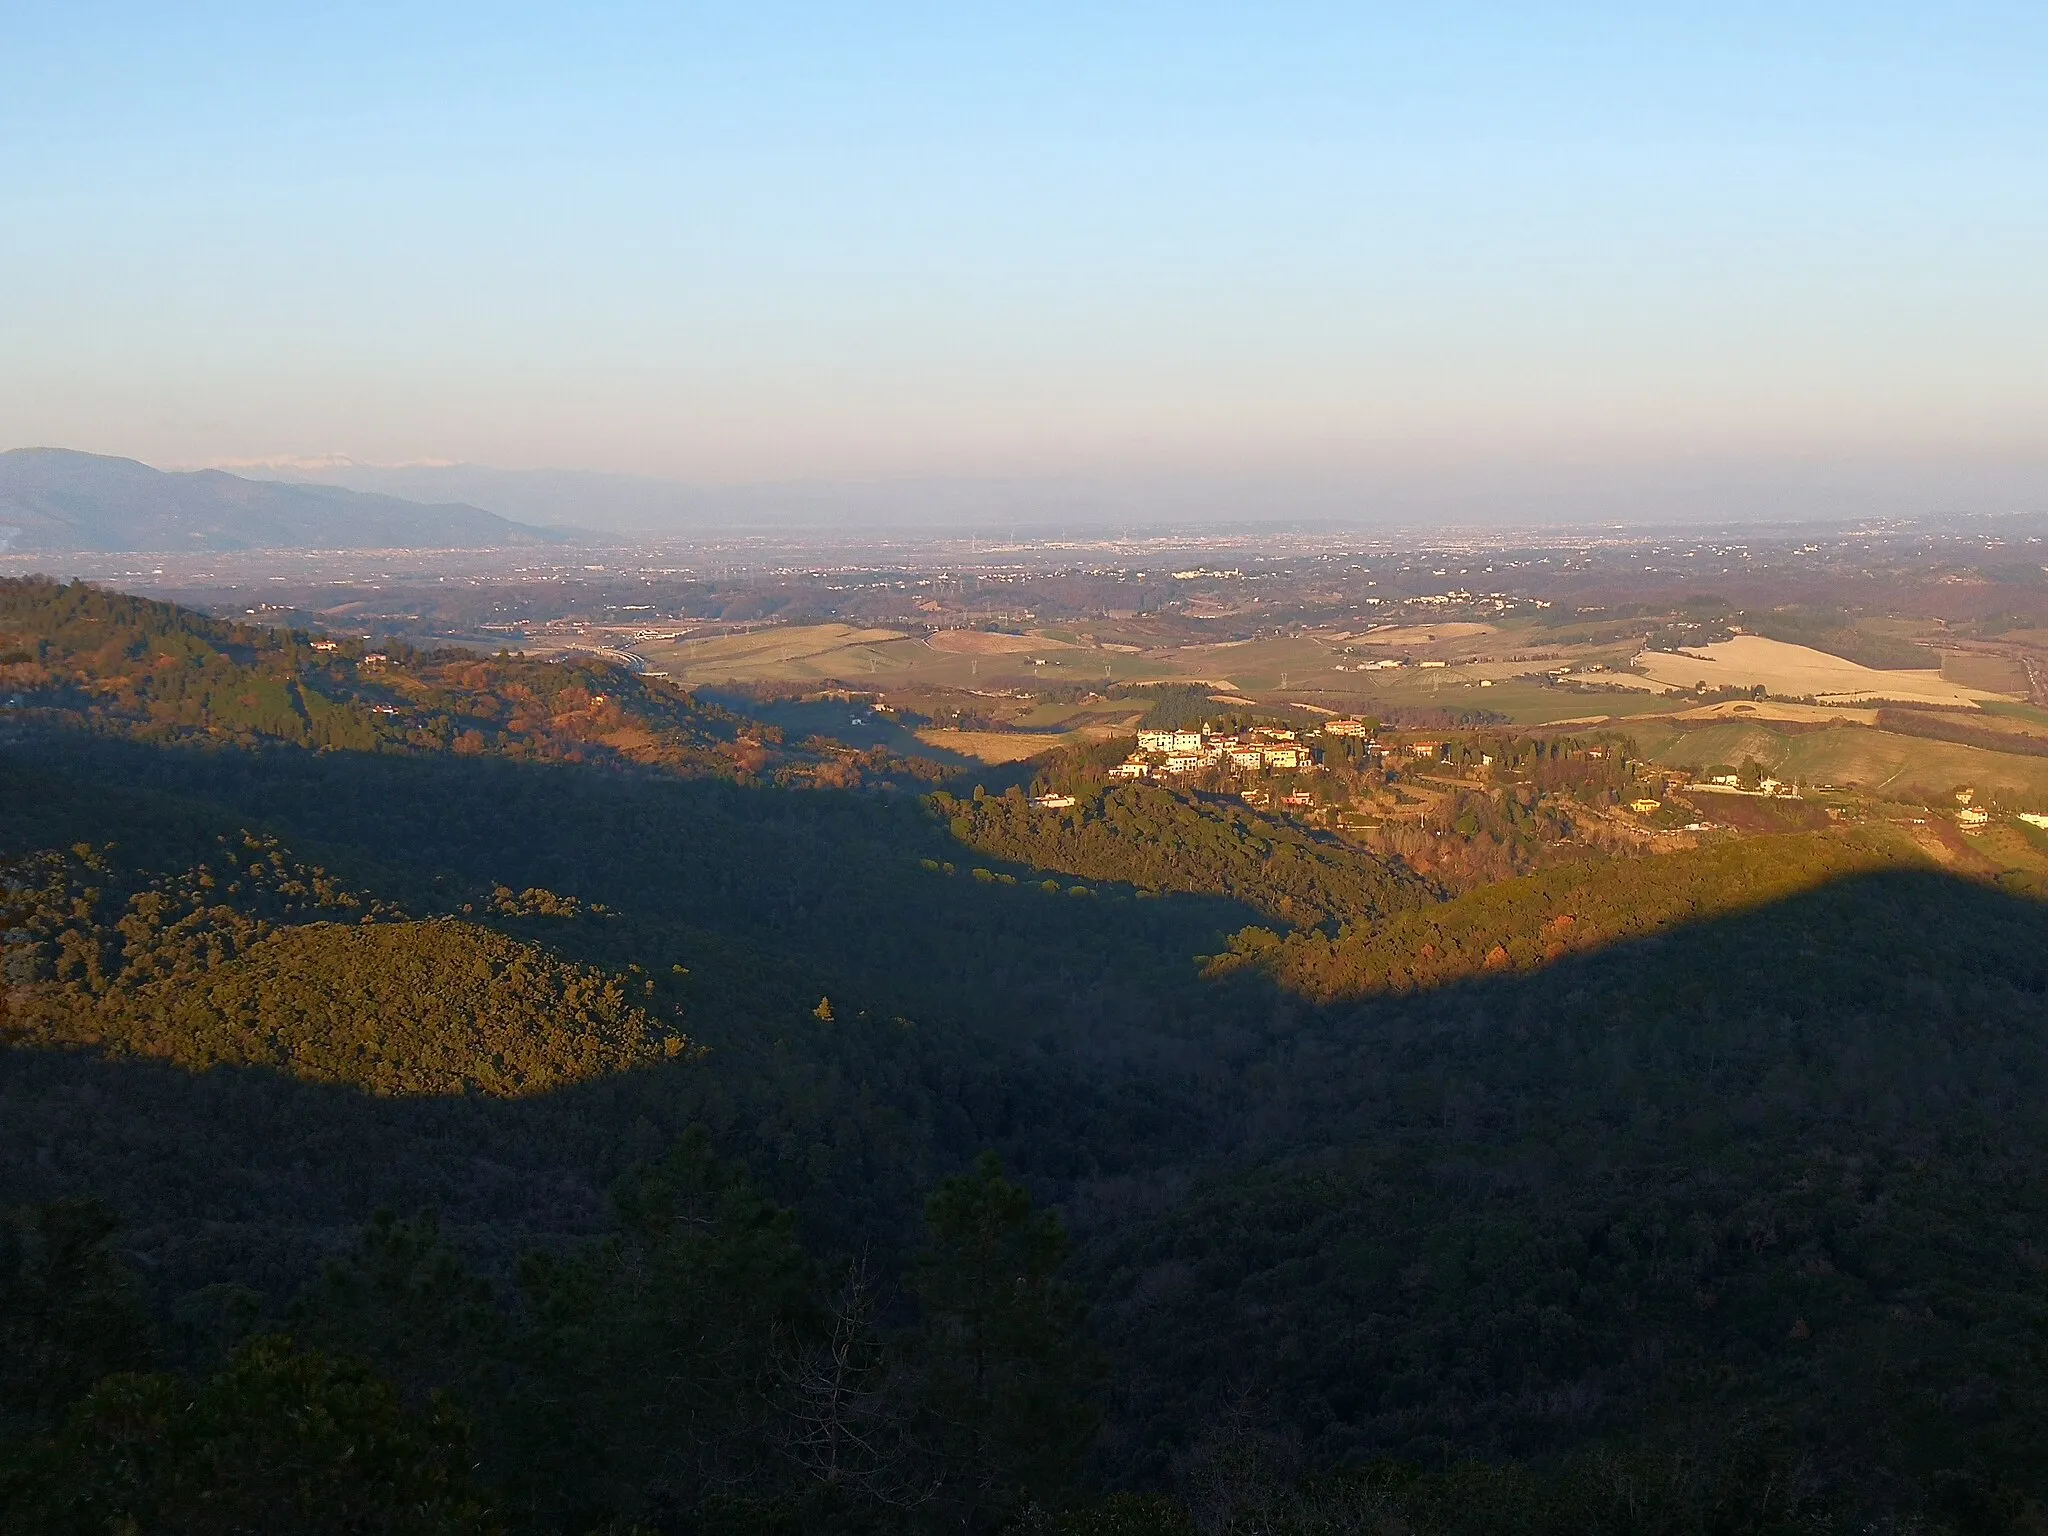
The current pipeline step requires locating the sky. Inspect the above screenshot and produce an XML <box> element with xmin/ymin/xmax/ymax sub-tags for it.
<box><xmin>4</xmin><ymin>2</ymin><xmax>2046</xmax><ymax>519</ymax></box>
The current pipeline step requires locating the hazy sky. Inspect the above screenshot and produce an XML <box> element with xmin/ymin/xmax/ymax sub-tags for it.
<box><xmin>5</xmin><ymin>3</ymin><xmax>2046</xmax><ymax>502</ymax></box>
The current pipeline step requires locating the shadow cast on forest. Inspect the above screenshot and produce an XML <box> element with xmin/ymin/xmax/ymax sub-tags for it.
<box><xmin>9</xmin><ymin>724</ymin><xmax>2048</xmax><ymax>1476</ymax></box>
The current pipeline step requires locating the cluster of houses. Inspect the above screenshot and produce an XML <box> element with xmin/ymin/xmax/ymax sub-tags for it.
<box><xmin>1954</xmin><ymin>792</ymin><xmax>2048</xmax><ymax>835</ymax></box>
<box><xmin>1693</xmin><ymin>771</ymin><xmax>1800</xmax><ymax>798</ymax></box>
<box><xmin>1110</xmin><ymin>720</ymin><xmax>1384</xmax><ymax>781</ymax></box>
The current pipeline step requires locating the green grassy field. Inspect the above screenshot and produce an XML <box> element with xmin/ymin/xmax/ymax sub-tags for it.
<box><xmin>1983</xmin><ymin>699</ymin><xmax>2048</xmax><ymax>730</ymax></box>
<box><xmin>636</xmin><ymin>621</ymin><xmax>1675</xmax><ymax>727</ymax></box>
<box><xmin>641</xmin><ymin>624</ymin><xmax>1202</xmax><ymax>691</ymax></box>
<box><xmin>1633</xmin><ymin>720</ymin><xmax>2048</xmax><ymax>804</ymax></box>
<box><xmin>1255</xmin><ymin>673</ymin><xmax>1677</xmax><ymax>727</ymax></box>
<box><xmin>1942</xmin><ymin>650</ymin><xmax>2032</xmax><ymax>692</ymax></box>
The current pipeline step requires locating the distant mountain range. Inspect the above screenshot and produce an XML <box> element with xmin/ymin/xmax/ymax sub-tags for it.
<box><xmin>0</xmin><ymin>448</ymin><xmax>569</xmax><ymax>553</ymax></box>
<box><xmin>19</xmin><ymin>448</ymin><xmax>2048</xmax><ymax>550</ymax></box>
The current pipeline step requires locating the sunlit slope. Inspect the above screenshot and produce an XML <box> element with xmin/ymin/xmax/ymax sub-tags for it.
<box><xmin>3</xmin><ymin>846</ymin><xmax>686</xmax><ymax>1097</ymax></box>
<box><xmin>1094</xmin><ymin>852</ymin><xmax>2048</xmax><ymax>1468</ymax></box>
<box><xmin>1210</xmin><ymin>829</ymin><xmax>1924</xmax><ymax>999</ymax></box>
<box><xmin>938</xmin><ymin>782</ymin><xmax>1438</xmax><ymax>927</ymax></box>
<box><xmin>1634</xmin><ymin>635</ymin><xmax>2009</xmax><ymax>706</ymax></box>
<box><xmin>0</xmin><ymin>577</ymin><xmax>951</xmax><ymax>789</ymax></box>
<box><xmin>1633</xmin><ymin>720</ymin><xmax>2048</xmax><ymax>801</ymax></box>
<box><xmin>0</xmin><ymin>576</ymin><xmax>745</xmax><ymax>763</ymax></box>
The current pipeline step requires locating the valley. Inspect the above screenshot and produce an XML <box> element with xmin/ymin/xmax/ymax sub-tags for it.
<box><xmin>7</xmin><ymin>533</ymin><xmax>2048</xmax><ymax>1533</ymax></box>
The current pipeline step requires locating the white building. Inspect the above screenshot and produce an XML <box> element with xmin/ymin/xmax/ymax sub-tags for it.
<box><xmin>1136</xmin><ymin>728</ymin><xmax>1205</xmax><ymax>754</ymax></box>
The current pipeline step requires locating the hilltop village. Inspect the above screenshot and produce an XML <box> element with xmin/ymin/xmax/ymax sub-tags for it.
<box><xmin>1120</xmin><ymin>722</ymin><xmax>1315</xmax><ymax>776</ymax></box>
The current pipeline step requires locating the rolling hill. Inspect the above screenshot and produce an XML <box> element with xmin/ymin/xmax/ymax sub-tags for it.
<box><xmin>11</xmin><ymin>579</ymin><xmax>2048</xmax><ymax>1530</ymax></box>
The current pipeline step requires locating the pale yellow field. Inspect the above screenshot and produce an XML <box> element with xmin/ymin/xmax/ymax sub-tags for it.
<box><xmin>912</xmin><ymin>728</ymin><xmax>1077</xmax><ymax>763</ymax></box>
<box><xmin>1633</xmin><ymin>635</ymin><xmax>2010</xmax><ymax>707</ymax></box>
<box><xmin>1669</xmin><ymin>698</ymin><xmax>1882</xmax><ymax>727</ymax></box>
<box><xmin>638</xmin><ymin>624</ymin><xmax>927</xmax><ymax>684</ymax></box>
<box><xmin>925</xmin><ymin>629</ymin><xmax>1080</xmax><ymax>655</ymax></box>
<box><xmin>1347</xmin><ymin>622</ymin><xmax>1499</xmax><ymax>647</ymax></box>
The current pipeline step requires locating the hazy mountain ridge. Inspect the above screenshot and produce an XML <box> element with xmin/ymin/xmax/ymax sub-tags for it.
<box><xmin>0</xmin><ymin>448</ymin><xmax>567</xmax><ymax>552</ymax></box>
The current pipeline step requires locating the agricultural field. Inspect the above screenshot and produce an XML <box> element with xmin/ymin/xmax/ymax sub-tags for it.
<box><xmin>923</xmin><ymin>628</ymin><xmax>1083</xmax><ymax>656</ymax></box>
<box><xmin>640</xmin><ymin>622</ymin><xmax>1209</xmax><ymax>691</ymax></box>
<box><xmin>625</xmin><ymin>614</ymin><xmax>1632</xmax><ymax>691</ymax></box>
<box><xmin>1343</xmin><ymin>620</ymin><xmax>1500</xmax><ymax>647</ymax></box>
<box><xmin>1982</xmin><ymin>700</ymin><xmax>2048</xmax><ymax>733</ymax></box>
<box><xmin>586</xmin><ymin>609</ymin><xmax>1706</xmax><ymax>734</ymax></box>
<box><xmin>1632</xmin><ymin>719</ymin><xmax>2048</xmax><ymax>806</ymax></box>
<box><xmin>1942</xmin><ymin>648</ymin><xmax>2033</xmax><ymax>693</ymax></box>
<box><xmin>634</xmin><ymin>622</ymin><xmax>928</xmax><ymax>684</ymax></box>
<box><xmin>581</xmin><ymin>611</ymin><xmax>2045</xmax><ymax>751</ymax></box>
<box><xmin>1633</xmin><ymin>634</ymin><xmax>2012</xmax><ymax>706</ymax></box>
<box><xmin>910</xmin><ymin>727</ymin><xmax>1095</xmax><ymax>763</ymax></box>
<box><xmin>1666</xmin><ymin>698</ymin><xmax>1881</xmax><ymax>726</ymax></box>
<box><xmin>1007</xmin><ymin>696</ymin><xmax>1150</xmax><ymax>730</ymax></box>
<box><xmin>1272</xmin><ymin>671</ymin><xmax>1680</xmax><ymax>727</ymax></box>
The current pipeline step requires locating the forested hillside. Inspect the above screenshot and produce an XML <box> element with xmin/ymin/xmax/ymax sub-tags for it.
<box><xmin>7</xmin><ymin>581</ymin><xmax>2048</xmax><ymax>1533</ymax></box>
<box><xmin>4</xmin><ymin>841</ymin><xmax>688</xmax><ymax>1095</ymax></box>
<box><xmin>0</xmin><ymin>576</ymin><xmax>944</xmax><ymax>788</ymax></box>
<box><xmin>937</xmin><ymin>781</ymin><xmax>1436</xmax><ymax>926</ymax></box>
<box><xmin>1207</xmin><ymin>829</ymin><xmax>1918</xmax><ymax>997</ymax></box>
<box><xmin>1097</xmin><ymin>858</ymin><xmax>2048</xmax><ymax>1487</ymax></box>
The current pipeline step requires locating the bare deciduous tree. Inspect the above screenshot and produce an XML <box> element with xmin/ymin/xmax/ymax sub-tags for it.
<box><xmin>775</xmin><ymin>1253</ymin><xmax>938</xmax><ymax>1510</ymax></box>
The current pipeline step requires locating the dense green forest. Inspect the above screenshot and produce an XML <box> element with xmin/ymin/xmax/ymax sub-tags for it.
<box><xmin>1206</xmin><ymin>829</ymin><xmax>1911</xmax><ymax>998</ymax></box>
<box><xmin>7</xmin><ymin>579</ymin><xmax>2048</xmax><ymax>1532</ymax></box>
<box><xmin>936</xmin><ymin>782</ymin><xmax>1435</xmax><ymax>927</ymax></box>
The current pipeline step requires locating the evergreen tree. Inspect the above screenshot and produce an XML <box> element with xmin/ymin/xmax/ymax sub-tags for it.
<box><xmin>910</xmin><ymin>1154</ymin><xmax>1099</xmax><ymax>1531</ymax></box>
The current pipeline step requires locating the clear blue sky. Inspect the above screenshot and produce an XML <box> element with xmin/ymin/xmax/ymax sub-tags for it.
<box><xmin>4</xmin><ymin>2</ymin><xmax>2045</xmax><ymax>503</ymax></box>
